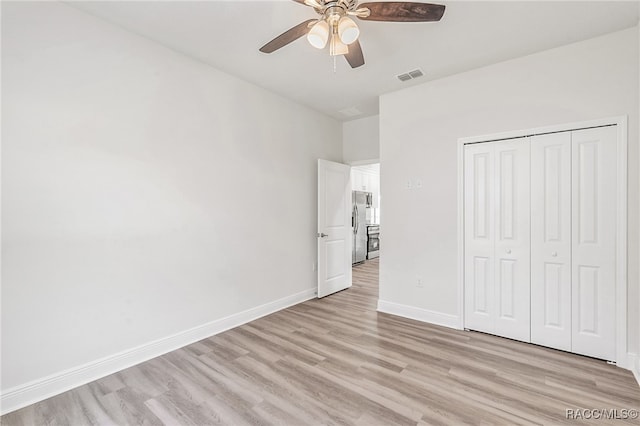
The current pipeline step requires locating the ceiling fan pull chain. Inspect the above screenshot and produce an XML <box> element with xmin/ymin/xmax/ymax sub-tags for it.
<box><xmin>333</xmin><ymin>55</ymin><xmax>337</xmax><ymax>73</ymax></box>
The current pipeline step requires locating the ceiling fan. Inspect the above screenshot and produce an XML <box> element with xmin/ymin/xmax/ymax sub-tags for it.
<box><xmin>259</xmin><ymin>0</ymin><xmax>446</xmax><ymax>68</ymax></box>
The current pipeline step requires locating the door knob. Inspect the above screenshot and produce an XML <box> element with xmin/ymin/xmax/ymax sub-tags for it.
<box><xmin>506</xmin><ymin>249</ymin><xmax>511</xmax><ymax>254</ymax></box>
<box><xmin>551</xmin><ymin>251</ymin><xmax>557</xmax><ymax>257</ymax></box>
<box><xmin>317</xmin><ymin>232</ymin><xmax>328</xmax><ymax>238</ymax></box>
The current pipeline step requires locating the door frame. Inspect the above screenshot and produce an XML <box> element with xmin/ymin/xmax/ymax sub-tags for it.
<box><xmin>456</xmin><ymin>115</ymin><xmax>628</xmax><ymax>369</ymax></box>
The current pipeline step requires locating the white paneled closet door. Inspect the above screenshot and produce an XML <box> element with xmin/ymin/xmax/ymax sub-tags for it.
<box><xmin>464</xmin><ymin>142</ymin><xmax>495</xmax><ymax>334</ymax></box>
<box><xmin>531</xmin><ymin>132</ymin><xmax>572</xmax><ymax>351</ymax></box>
<box><xmin>464</xmin><ymin>138</ymin><xmax>530</xmax><ymax>341</ymax></box>
<box><xmin>493</xmin><ymin>140</ymin><xmax>531</xmax><ymax>342</ymax></box>
<box><xmin>464</xmin><ymin>124</ymin><xmax>619</xmax><ymax>362</ymax></box>
<box><xmin>571</xmin><ymin>126</ymin><xmax>617</xmax><ymax>361</ymax></box>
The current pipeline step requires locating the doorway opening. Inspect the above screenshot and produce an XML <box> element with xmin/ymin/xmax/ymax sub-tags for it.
<box><xmin>315</xmin><ymin>158</ymin><xmax>380</xmax><ymax>300</ymax></box>
<box><xmin>350</xmin><ymin>162</ymin><xmax>380</xmax><ymax>299</ymax></box>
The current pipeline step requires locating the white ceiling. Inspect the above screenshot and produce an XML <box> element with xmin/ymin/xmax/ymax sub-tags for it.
<box><xmin>68</xmin><ymin>1</ymin><xmax>639</xmax><ymax>121</ymax></box>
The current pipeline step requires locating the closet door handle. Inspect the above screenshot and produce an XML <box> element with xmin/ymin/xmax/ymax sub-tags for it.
<box><xmin>551</xmin><ymin>252</ymin><xmax>558</xmax><ymax>257</ymax></box>
<box><xmin>505</xmin><ymin>249</ymin><xmax>511</xmax><ymax>254</ymax></box>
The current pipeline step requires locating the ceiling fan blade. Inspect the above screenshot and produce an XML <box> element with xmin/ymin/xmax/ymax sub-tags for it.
<box><xmin>259</xmin><ymin>19</ymin><xmax>317</xmax><ymax>54</ymax></box>
<box><xmin>358</xmin><ymin>2</ymin><xmax>445</xmax><ymax>22</ymax></box>
<box><xmin>344</xmin><ymin>40</ymin><xmax>365</xmax><ymax>68</ymax></box>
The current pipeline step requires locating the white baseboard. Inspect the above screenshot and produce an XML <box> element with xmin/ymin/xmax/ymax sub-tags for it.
<box><xmin>628</xmin><ymin>353</ymin><xmax>640</xmax><ymax>387</ymax></box>
<box><xmin>377</xmin><ymin>299</ymin><xmax>462</xmax><ymax>330</ymax></box>
<box><xmin>1</xmin><ymin>288</ymin><xmax>316</xmax><ymax>415</ymax></box>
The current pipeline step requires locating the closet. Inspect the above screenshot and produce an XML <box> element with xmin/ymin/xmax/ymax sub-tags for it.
<box><xmin>463</xmin><ymin>125</ymin><xmax>618</xmax><ymax>362</ymax></box>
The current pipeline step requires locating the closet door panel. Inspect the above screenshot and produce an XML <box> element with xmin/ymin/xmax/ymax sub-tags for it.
<box><xmin>464</xmin><ymin>143</ymin><xmax>495</xmax><ymax>333</ymax></box>
<box><xmin>493</xmin><ymin>138</ymin><xmax>530</xmax><ymax>342</ymax></box>
<box><xmin>531</xmin><ymin>132</ymin><xmax>572</xmax><ymax>351</ymax></box>
<box><xmin>571</xmin><ymin>126</ymin><xmax>616</xmax><ymax>361</ymax></box>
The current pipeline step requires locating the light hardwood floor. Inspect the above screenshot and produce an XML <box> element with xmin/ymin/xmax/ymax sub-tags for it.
<box><xmin>3</xmin><ymin>258</ymin><xmax>639</xmax><ymax>425</ymax></box>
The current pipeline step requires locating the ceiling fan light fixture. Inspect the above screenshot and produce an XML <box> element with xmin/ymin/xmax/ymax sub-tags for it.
<box><xmin>330</xmin><ymin>33</ymin><xmax>349</xmax><ymax>56</ymax></box>
<box><xmin>307</xmin><ymin>20</ymin><xmax>329</xmax><ymax>49</ymax></box>
<box><xmin>260</xmin><ymin>1</ymin><xmax>446</xmax><ymax>69</ymax></box>
<box><xmin>338</xmin><ymin>16</ymin><xmax>359</xmax><ymax>45</ymax></box>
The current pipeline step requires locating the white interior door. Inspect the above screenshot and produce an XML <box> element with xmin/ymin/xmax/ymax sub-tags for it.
<box><xmin>571</xmin><ymin>126</ymin><xmax>617</xmax><ymax>361</ymax></box>
<box><xmin>464</xmin><ymin>142</ymin><xmax>496</xmax><ymax>334</ymax></box>
<box><xmin>317</xmin><ymin>159</ymin><xmax>352</xmax><ymax>298</ymax></box>
<box><xmin>531</xmin><ymin>132</ymin><xmax>572</xmax><ymax>351</ymax></box>
<box><xmin>464</xmin><ymin>138</ymin><xmax>530</xmax><ymax>341</ymax></box>
<box><xmin>493</xmin><ymin>138</ymin><xmax>530</xmax><ymax>342</ymax></box>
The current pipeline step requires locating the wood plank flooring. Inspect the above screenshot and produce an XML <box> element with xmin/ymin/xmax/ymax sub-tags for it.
<box><xmin>3</xmin><ymin>258</ymin><xmax>639</xmax><ymax>425</ymax></box>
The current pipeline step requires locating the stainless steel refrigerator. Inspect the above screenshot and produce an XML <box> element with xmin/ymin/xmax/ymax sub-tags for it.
<box><xmin>352</xmin><ymin>191</ymin><xmax>371</xmax><ymax>264</ymax></box>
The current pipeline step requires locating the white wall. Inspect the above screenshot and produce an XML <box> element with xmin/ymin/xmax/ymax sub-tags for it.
<box><xmin>637</xmin><ymin>20</ymin><xmax>640</xmax><ymax>381</ymax></box>
<box><xmin>379</xmin><ymin>28</ymin><xmax>639</xmax><ymax>356</ymax></box>
<box><xmin>343</xmin><ymin>115</ymin><xmax>380</xmax><ymax>163</ymax></box>
<box><xmin>1</xmin><ymin>0</ymin><xmax>342</xmax><ymax>406</ymax></box>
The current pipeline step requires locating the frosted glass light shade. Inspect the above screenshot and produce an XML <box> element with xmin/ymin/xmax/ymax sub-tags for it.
<box><xmin>330</xmin><ymin>34</ymin><xmax>348</xmax><ymax>56</ymax></box>
<box><xmin>338</xmin><ymin>16</ymin><xmax>359</xmax><ymax>45</ymax></box>
<box><xmin>307</xmin><ymin>21</ymin><xmax>329</xmax><ymax>49</ymax></box>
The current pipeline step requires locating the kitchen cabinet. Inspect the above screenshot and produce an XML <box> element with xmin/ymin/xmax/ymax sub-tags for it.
<box><xmin>351</xmin><ymin>167</ymin><xmax>379</xmax><ymax>208</ymax></box>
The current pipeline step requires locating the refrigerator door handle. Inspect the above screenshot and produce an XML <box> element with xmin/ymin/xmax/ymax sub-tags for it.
<box><xmin>352</xmin><ymin>207</ymin><xmax>355</xmax><ymax>229</ymax></box>
<box><xmin>354</xmin><ymin>204</ymin><xmax>359</xmax><ymax>234</ymax></box>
